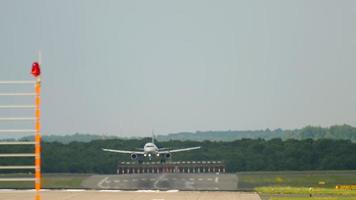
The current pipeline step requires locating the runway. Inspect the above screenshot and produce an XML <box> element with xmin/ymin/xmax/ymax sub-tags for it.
<box><xmin>0</xmin><ymin>190</ymin><xmax>261</xmax><ymax>200</ymax></box>
<box><xmin>81</xmin><ymin>173</ymin><xmax>238</xmax><ymax>190</ymax></box>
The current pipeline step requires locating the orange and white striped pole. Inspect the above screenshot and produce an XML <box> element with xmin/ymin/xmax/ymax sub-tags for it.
<box><xmin>34</xmin><ymin>81</ymin><xmax>41</xmax><ymax>200</ymax></box>
<box><xmin>32</xmin><ymin>58</ymin><xmax>41</xmax><ymax>200</ymax></box>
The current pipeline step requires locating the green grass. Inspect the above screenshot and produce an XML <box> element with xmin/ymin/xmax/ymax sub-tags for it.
<box><xmin>250</xmin><ymin>172</ymin><xmax>356</xmax><ymax>200</ymax></box>
<box><xmin>257</xmin><ymin>186</ymin><xmax>356</xmax><ymax>200</ymax></box>
<box><xmin>256</xmin><ymin>186</ymin><xmax>356</xmax><ymax>195</ymax></box>
<box><xmin>238</xmin><ymin>170</ymin><xmax>356</xmax><ymax>189</ymax></box>
<box><xmin>42</xmin><ymin>174</ymin><xmax>89</xmax><ymax>188</ymax></box>
<box><xmin>0</xmin><ymin>173</ymin><xmax>90</xmax><ymax>189</ymax></box>
<box><xmin>271</xmin><ymin>198</ymin><xmax>356</xmax><ymax>200</ymax></box>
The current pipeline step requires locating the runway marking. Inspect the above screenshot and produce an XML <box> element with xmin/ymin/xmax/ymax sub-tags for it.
<box><xmin>166</xmin><ymin>190</ymin><xmax>179</xmax><ymax>192</ymax></box>
<box><xmin>215</xmin><ymin>177</ymin><xmax>219</xmax><ymax>183</ymax></box>
<box><xmin>184</xmin><ymin>181</ymin><xmax>194</xmax><ymax>189</ymax></box>
<box><xmin>153</xmin><ymin>174</ymin><xmax>167</xmax><ymax>189</ymax></box>
<box><xmin>189</xmin><ymin>178</ymin><xmax>194</xmax><ymax>181</ymax></box>
<box><xmin>97</xmin><ymin>177</ymin><xmax>110</xmax><ymax>189</ymax></box>
<box><xmin>123</xmin><ymin>179</ymin><xmax>128</xmax><ymax>182</ymax></box>
<box><xmin>0</xmin><ymin>189</ymin><xmax>16</xmax><ymax>192</ymax></box>
<box><xmin>198</xmin><ymin>178</ymin><xmax>203</xmax><ymax>181</ymax></box>
<box><xmin>150</xmin><ymin>178</ymin><xmax>156</xmax><ymax>181</ymax></box>
<box><xmin>141</xmin><ymin>178</ymin><xmax>147</xmax><ymax>181</ymax></box>
<box><xmin>63</xmin><ymin>189</ymin><xmax>86</xmax><ymax>192</ymax></box>
<box><xmin>114</xmin><ymin>180</ymin><xmax>120</xmax><ymax>183</ymax></box>
<box><xmin>207</xmin><ymin>178</ymin><xmax>213</xmax><ymax>181</ymax></box>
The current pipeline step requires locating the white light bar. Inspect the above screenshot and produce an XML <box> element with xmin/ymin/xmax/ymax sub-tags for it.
<box><xmin>0</xmin><ymin>178</ymin><xmax>35</xmax><ymax>181</ymax></box>
<box><xmin>0</xmin><ymin>105</ymin><xmax>35</xmax><ymax>109</ymax></box>
<box><xmin>0</xmin><ymin>166</ymin><xmax>35</xmax><ymax>169</ymax></box>
<box><xmin>0</xmin><ymin>81</ymin><xmax>35</xmax><ymax>84</ymax></box>
<box><xmin>0</xmin><ymin>93</ymin><xmax>36</xmax><ymax>96</ymax></box>
<box><xmin>0</xmin><ymin>141</ymin><xmax>35</xmax><ymax>145</ymax></box>
<box><xmin>0</xmin><ymin>129</ymin><xmax>35</xmax><ymax>133</ymax></box>
<box><xmin>0</xmin><ymin>153</ymin><xmax>35</xmax><ymax>157</ymax></box>
<box><xmin>0</xmin><ymin>117</ymin><xmax>35</xmax><ymax>121</ymax></box>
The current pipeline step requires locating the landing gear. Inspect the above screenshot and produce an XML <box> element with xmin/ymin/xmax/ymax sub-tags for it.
<box><xmin>160</xmin><ymin>159</ymin><xmax>166</xmax><ymax>164</ymax></box>
<box><xmin>138</xmin><ymin>160</ymin><xmax>143</xmax><ymax>164</ymax></box>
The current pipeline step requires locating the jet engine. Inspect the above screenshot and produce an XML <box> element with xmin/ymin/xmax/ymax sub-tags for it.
<box><xmin>130</xmin><ymin>153</ymin><xmax>138</xmax><ymax>160</ymax></box>
<box><xmin>164</xmin><ymin>153</ymin><xmax>172</xmax><ymax>159</ymax></box>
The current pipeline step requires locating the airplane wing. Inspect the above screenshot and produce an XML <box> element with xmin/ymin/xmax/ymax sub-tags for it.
<box><xmin>102</xmin><ymin>148</ymin><xmax>144</xmax><ymax>154</ymax></box>
<box><xmin>159</xmin><ymin>146</ymin><xmax>201</xmax><ymax>154</ymax></box>
<box><xmin>158</xmin><ymin>147</ymin><xmax>170</xmax><ymax>150</ymax></box>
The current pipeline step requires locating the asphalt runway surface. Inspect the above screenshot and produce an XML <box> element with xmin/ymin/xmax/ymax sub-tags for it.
<box><xmin>81</xmin><ymin>173</ymin><xmax>238</xmax><ymax>190</ymax></box>
<box><xmin>0</xmin><ymin>190</ymin><xmax>261</xmax><ymax>200</ymax></box>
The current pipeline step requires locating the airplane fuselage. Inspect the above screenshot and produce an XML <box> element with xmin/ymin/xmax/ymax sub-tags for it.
<box><xmin>143</xmin><ymin>142</ymin><xmax>159</xmax><ymax>157</ymax></box>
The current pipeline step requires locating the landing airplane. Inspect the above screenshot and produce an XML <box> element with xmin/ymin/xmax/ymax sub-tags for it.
<box><xmin>102</xmin><ymin>136</ymin><xmax>201</xmax><ymax>163</ymax></box>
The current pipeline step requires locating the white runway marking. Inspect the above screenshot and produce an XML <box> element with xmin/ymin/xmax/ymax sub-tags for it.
<box><xmin>114</xmin><ymin>180</ymin><xmax>120</xmax><ymax>183</ymax></box>
<box><xmin>207</xmin><ymin>178</ymin><xmax>213</xmax><ymax>181</ymax></box>
<box><xmin>166</xmin><ymin>190</ymin><xmax>179</xmax><ymax>192</ymax></box>
<box><xmin>97</xmin><ymin>177</ymin><xmax>109</xmax><ymax>189</ymax></box>
<box><xmin>215</xmin><ymin>177</ymin><xmax>219</xmax><ymax>183</ymax></box>
<box><xmin>63</xmin><ymin>189</ymin><xmax>86</xmax><ymax>192</ymax></box>
<box><xmin>184</xmin><ymin>181</ymin><xmax>194</xmax><ymax>190</ymax></box>
<box><xmin>153</xmin><ymin>174</ymin><xmax>166</xmax><ymax>189</ymax></box>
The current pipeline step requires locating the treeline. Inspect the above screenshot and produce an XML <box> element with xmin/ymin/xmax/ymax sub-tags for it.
<box><xmin>20</xmin><ymin>133</ymin><xmax>118</xmax><ymax>144</ymax></box>
<box><xmin>157</xmin><ymin>124</ymin><xmax>356</xmax><ymax>142</ymax></box>
<box><xmin>1</xmin><ymin>138</ymin><xmax>355</xmax><ymax>173</ymax></box>
<box><xmin>16</xmin><ymin>124</ymin><xmax>356</xmax><ymax>144</ymax></box>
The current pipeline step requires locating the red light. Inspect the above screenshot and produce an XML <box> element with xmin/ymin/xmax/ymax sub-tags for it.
<box><xmin>31</xmin><ymin>62</ymin><xmax>41</xmax><ymax>77</ymax></box>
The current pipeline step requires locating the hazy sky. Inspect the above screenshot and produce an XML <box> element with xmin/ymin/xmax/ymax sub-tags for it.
<box><xmin>0</xmin><ymin>0</ymin><xmax>355</xmax><ymax>137</ymax></box>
